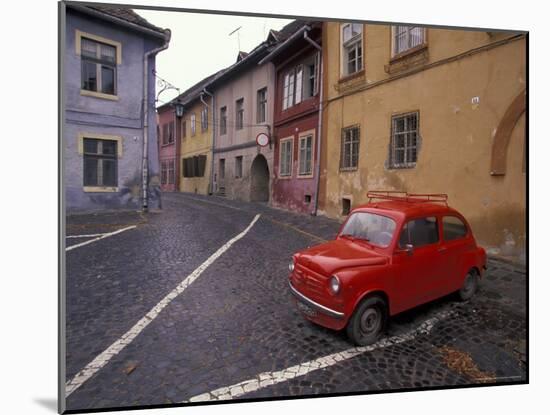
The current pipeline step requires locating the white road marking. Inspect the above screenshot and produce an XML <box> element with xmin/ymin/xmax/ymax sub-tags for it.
<box><xmin>65</xmin><ymin>226</ymin><xmax>137</xmax><ymax>251</ymax></box>
<box><xmin>66</xmin><ymin>233</ymin><xmax>107</xmax><ymax>239</ymax></box>
<box><xmin>185</xmin><ymin>310</ymin><xmax>455</xmax><ymax>403</ymax></box>
<box><xmin>65</xmin><ymin>214</ymin><xmax>261</xmax><ymax>397</ymax></box>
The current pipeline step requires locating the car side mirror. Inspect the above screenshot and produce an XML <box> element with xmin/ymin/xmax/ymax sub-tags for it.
<box><xmin>397</xmin><ymin>244</ymin><xmax>414</xmax><ymax>256</ymax></box>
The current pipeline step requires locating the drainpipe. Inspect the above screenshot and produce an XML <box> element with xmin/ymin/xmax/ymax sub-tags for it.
<box><xmin>303</xmin><ymin>30</ymin><xmax>323</xmax><ymax>216</ymax></box>
<box><xmin>201</xmin><ymin>88</ymin><xmax>215</xmax><ymax>195</ymax></box>
<box><xmin>142</xmin><ymin>30</ymin><xmax>171</xmax><ymax>212</ymax></box>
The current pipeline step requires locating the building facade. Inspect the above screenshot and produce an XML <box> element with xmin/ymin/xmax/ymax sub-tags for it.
<box><xmin>157</xmin><ymin>105</ymin><xmax>178</xmax><ymax>192</ymax></box>
<box><xmin>176</xmin><ymin>73</ymin><xmax>220</xmax><ymax>195</ymax></box>
<box><xmin>210</xmin><ymin>45</ymin><xmax>276</xmax><ymax>202</ymax></box>
<box><xmin>63</xmin><ymin>4</ymin><xmax>169</xmax><ymax>212</ymax></box>
<box><xmin>318</xmin><ymin>22</ymin><xmax>527</xmax><ymax>257</ymax></box>
<box><xmin>266</xmin><ymin>22</ymin><xmax>323</xmax><ymax>214</ymax></box>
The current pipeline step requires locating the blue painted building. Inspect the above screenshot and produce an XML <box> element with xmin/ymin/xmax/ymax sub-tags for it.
<box><xmin>63</xmin><ymin>3</ymin><xmax>170</xmax><ymax>212</ymax></box>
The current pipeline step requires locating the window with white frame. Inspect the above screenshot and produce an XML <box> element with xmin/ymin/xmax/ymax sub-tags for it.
<box><xmin>220</xmin><ymin>106</ymin><xmax>227</xmax><ymax>135</ymax></box>
<box><xmin>190</xmin><ymin>114</ymin><xmax>196</xmax><ymax>136</ymax></box>
<box><xmin>341</xmin><ymin>23</ymin><xmax>363</xmax><ymax>77</ymax></box>
<box><xmin>392</xmin><ymin>26</ymin><xmax>425</xmax><ymax>56</ymax></box>
<box><xmin>81</xmin><ymin>37</ymin><xmax>117</xmax><ymax>95</ymax></box>
<box><xmin>279</xmin><ymin>138</ymin><xmax>293</xmax><ymax>177</ymax></box>
<box><xmin>282</xmin><ymin>54</ymin><xmax>318</xmax><ymax>110</ymax></box>
<box><xmin>282</xmin><ymin>70</ymin><xmax>295</xmax><ymax>110</ymax></box>
<box><xmin>161</xmin><ymin>159</ymin><xmax>175</xmax><ymax>184</ymax></box>
<box><xmin>340</xmin><ymin>126</ymin><xmax>360</xmax><ymax>170</ymax></box>
<box><xmin>162</xmin><ymin>122</ymin><xmax>174</xmax><ymax>145</ymax></box>
<box><xmin>236</xmin><ymin>98</ymin><xmax>244</xmax><ymax>130</ymax></box>
<box><xmin>298</xmin><ymin>134</ymin><xmax>314</xmax><ymax>176</ymax></box>
<box><xmin>390</xmin><ymin>112</ymin><xmax>419</xmax><ymax>168</ymax></box>
<box><xmin>201</xmin><ymin>106</ymin><xmax>208</xmax><ymax>132</ymax></box>
<box><xmin>83</xmin><ymin>138</ymin><xmax>118</xmax><ymax>187</ymax></box>
<box><xmin>257</xmin><ymin>88</ymin><xmax>267</xmax><ymax>123</ymax></box>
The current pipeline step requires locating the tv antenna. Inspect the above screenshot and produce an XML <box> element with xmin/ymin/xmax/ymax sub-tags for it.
<box><xmin>229</xmin><ymin>26</ymin><xmax>242</xmax><ymax>52</ymax></box>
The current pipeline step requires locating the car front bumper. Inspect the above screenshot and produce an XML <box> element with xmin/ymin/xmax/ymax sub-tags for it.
<box><xmin>288</xmin><ymin>280</ymin><xmax>345</xmax><ymax>320</ymax></box>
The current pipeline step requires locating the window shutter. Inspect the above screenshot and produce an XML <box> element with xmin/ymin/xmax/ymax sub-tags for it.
<box><xmin>198</xmin><ymin>155</ymin><xmax>207</xmax><ymax>177</ymax></box>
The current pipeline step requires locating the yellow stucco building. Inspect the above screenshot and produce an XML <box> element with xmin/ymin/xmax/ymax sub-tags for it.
<box><xmin>319</xmin><ymin>23</ymin><xmax>526</xmax><ymax>258</ymax></box>
<box><xmin>178</xmin><ymin>84</ymin><xmax>215</xmax><ymax>195</ymax></box>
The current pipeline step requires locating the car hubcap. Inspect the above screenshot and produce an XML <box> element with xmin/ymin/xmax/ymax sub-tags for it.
<box><xmin>360</xmin><ymin>308</ymin><xmax>380</xmax><ymax>334</ymax></box>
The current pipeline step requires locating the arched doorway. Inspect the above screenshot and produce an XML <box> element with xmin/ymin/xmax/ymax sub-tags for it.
<box><xmin>250</xmin><ymin>154</ymin><xmax>270</xmax><ymax>202</ymax></box>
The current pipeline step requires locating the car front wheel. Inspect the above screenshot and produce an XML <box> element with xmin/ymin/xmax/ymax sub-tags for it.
<box><xmin>458</xmin><ymin>269</ymin><xmax>479</xmax><ymax>301</ymax></box>
<box><xmin>346</xmin><ymin>296</ymin><xmax>387</xmax><ymax>346</ymax></box>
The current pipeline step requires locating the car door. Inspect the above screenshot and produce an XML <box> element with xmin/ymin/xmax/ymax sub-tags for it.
<box><xmin>435</xmin><ymin>215</ymin><xmax>471</xmax><ymax>296</ymax></box>
<box><xmin>392</xmin><ymin>216</ymin><xmax>442</xmax><ymax>312</ymax></box>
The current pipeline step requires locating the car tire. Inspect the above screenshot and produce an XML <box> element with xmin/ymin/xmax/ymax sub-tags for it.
<box><xmin>458</xmin><ymin>269</ymin><xmax>479</xmax><ymax>301</ymax></box>
<box><xmin>346</xmin><ymin>296</ymin><xmax>387</xmax><ymax>346</ymax></box>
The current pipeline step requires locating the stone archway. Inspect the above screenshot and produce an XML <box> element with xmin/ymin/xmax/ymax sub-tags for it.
<box><xmin>250</xmin><ymin>154</ymin><xmax>270</xmax><ymax>202</ymax></box>
<box><xmin>490</xmin><ymin>89</ymin><xmax>526</xmax><ymax>176</ymax></box>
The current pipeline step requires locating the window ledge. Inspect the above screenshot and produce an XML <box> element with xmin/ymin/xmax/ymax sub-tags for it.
<box><xmin>339</xmin><ymin>167</ymin><xmax>358</xmax><ymax>173</ymax></box>
<box><xmin>83</xmin><ymin>186</ymin><xmax>118</xmax><ymax>193</ymax></box>
<box><xmin>386</xmin><ymin>45</ymin><xmax>429</xmax><ymax>75</ymax></box>
<box><xmin>278</xmin><ymin>174</ymin><xmax>293</xmax><ymax>180</ymax></box>
<box><xmin>388</xmin><ymin>164</ymin><xmax>417</xmax><ymax>170</ymax></box>
<box><xmin>389</xmin><ymin>44</ymin><xmax>428</xmax><ymax>63</ymax></box>
<box><xmin>338</xmin><ymin>69</ymin><xmax>365</xmax><ymax>84</ymax></box>
<box><xmin>297</xmin><ymin>174</ymin><xmax>314</xmax><ymax>179</ymax></box>
<box><xmin>80</xmin><ymin>89</ymin><xmax>119</xmax><ymax>101</ymax></box>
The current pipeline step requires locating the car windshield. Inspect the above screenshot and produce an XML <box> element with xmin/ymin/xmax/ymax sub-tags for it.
<box><xmin>340</xmin><ymin>212</ymin><xmax>396</xmax><ymax>248</ymax></box>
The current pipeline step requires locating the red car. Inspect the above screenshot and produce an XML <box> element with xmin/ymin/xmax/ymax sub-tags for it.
<box><xmin>289</xmin><ymin>191</ymin><xmax>487</xmax><ymax>346</ymax></box>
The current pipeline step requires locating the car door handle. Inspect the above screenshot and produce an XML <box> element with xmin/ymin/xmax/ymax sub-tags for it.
<box><xmin>437</xmin><ymin>247</ymin><xmax>447</xmax><ymax>253</ymax></box>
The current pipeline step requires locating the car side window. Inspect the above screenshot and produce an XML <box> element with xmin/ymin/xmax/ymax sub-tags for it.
<box><xmin>443</xmin><ymin>216</ymin><xmax>468</xmax><ymax>241</ymax></box>
<box><xmin>399</xmin><ymin>217</ymin><xmax>439</xmax><ymax>248</ymax></box>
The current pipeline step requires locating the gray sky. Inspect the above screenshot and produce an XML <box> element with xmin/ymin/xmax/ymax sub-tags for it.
<box><xmin>136</xmin><ymin>9</ymin><xmax>293</xmax><ymax>105</ymax></box>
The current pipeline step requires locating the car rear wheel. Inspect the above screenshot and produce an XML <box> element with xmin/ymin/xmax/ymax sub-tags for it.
<box><xmin>346</xmin><ymin>296</ymin><xmax>387</xmax><ymax>346</ymax></box>
<box><xmin>458</xmin><ymin>269</ymin><xmax>479</xmax><ymax>301</ymax></box>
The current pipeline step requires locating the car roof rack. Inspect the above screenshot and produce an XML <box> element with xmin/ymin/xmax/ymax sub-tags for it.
<box><xmin>367</xmin><ymin>191</ymin><xmax>448</xmax><ymax>206</ymax></box>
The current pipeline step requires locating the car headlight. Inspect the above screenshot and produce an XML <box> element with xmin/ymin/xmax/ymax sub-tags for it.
<box><xmin>329</xmin><ymin>275</ymin><xmax>341</xmax><ymax>294</ymax></box>
<box><xmin>288</xmin><ymin>260</ymin><xmax>295</xmax><ymax>272</ymax></box>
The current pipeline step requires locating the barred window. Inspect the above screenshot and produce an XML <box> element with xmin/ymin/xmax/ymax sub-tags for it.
<box><xmin>279</xmin><ymin>138</ymin><xmax>293</xmax><ymax>177</ymax></box>
<box><xmin>81</xmin><ymin>37</ymin><xmax>117</xmax><ymax>95</ymax></box>
<box><xmin>340</xmin><ymin>126</ymin><xmax>360</xmax><ymax>170</ymax></box>
<box><xmin>341</xmin><ymin>23</ymin><xmax>363</xmax><ymax>76</ymax></box>
<box><xmin>390</xmin><ymin>112</ymin><xmax>419</xmax><ymax>168</ymax></box>
<box><xmin>220</xmin><ymin>106</ymin><xmax>227</xmax><ymax>135</ymax></box>
<box><xmin>393</xmin><ymin>26</ymin><xmax>425</xmax><ymax>56</ymax></box>
<box><xmin>235</xmin><ymin>156</ymin><xmax>243</xmax><ymax>178</ymax></box>
<box><xmin>83</xmin><ymin>138</ymin><xmax>117</xmax><ymax>187</ymax></box>
<box><xmin>298</xmin><ymin>134</ymin><xmax>313</xmax><ymax>176</ymax></box>
<box><xmin>219</xmin><ymin>158</ymin><xmax>225</xmax><ymax>179</ymax></box>
<box><xmin>161</xmin><ymin>160</ymin><xmax>167</xmax><ymax>184</ymax></box>
<box><xmin>167</xmin><ymin>159</ymin><xmax>175</xmax><ymax>184</ymax></box>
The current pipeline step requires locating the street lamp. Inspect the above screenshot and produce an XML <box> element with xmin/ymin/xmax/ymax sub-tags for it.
<box><xmin>174</xmin><ymin>98</ymin><xmax>185</xmax><ymax>118</ymax></box>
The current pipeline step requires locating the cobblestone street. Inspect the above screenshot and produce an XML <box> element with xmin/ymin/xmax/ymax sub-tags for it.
<box><xmin>64</xmin><ymin>192</ymin><xmax>527</xmax><ymax>411</ymax></box>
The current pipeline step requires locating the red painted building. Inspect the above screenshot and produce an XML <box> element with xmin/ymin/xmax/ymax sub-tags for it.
<box><xmin>260</xmin><ymin>22</ymin><xmax>323</xmax><ymax>214</ymax></box>
<box><xmin>157</xmin><ymin>104</ymin><xmax>179</xmax><ymax>192</ymax></box>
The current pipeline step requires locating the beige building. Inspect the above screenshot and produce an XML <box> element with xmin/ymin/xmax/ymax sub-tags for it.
<box><xmin>319</xmin><ymin>23</ymin><xmax>526</xmax><ymax>258</ymax></box>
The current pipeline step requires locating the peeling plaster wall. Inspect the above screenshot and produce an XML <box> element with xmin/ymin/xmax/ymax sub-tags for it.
<box><xmin>320</xmin><ymin>22</ymin><xmax>526</xmax><ymax>257</ymax></box>
<box><xmin>64</xmin><ymin>9</ymin><xmax>163</xmax><ymax>212</ymax></box>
